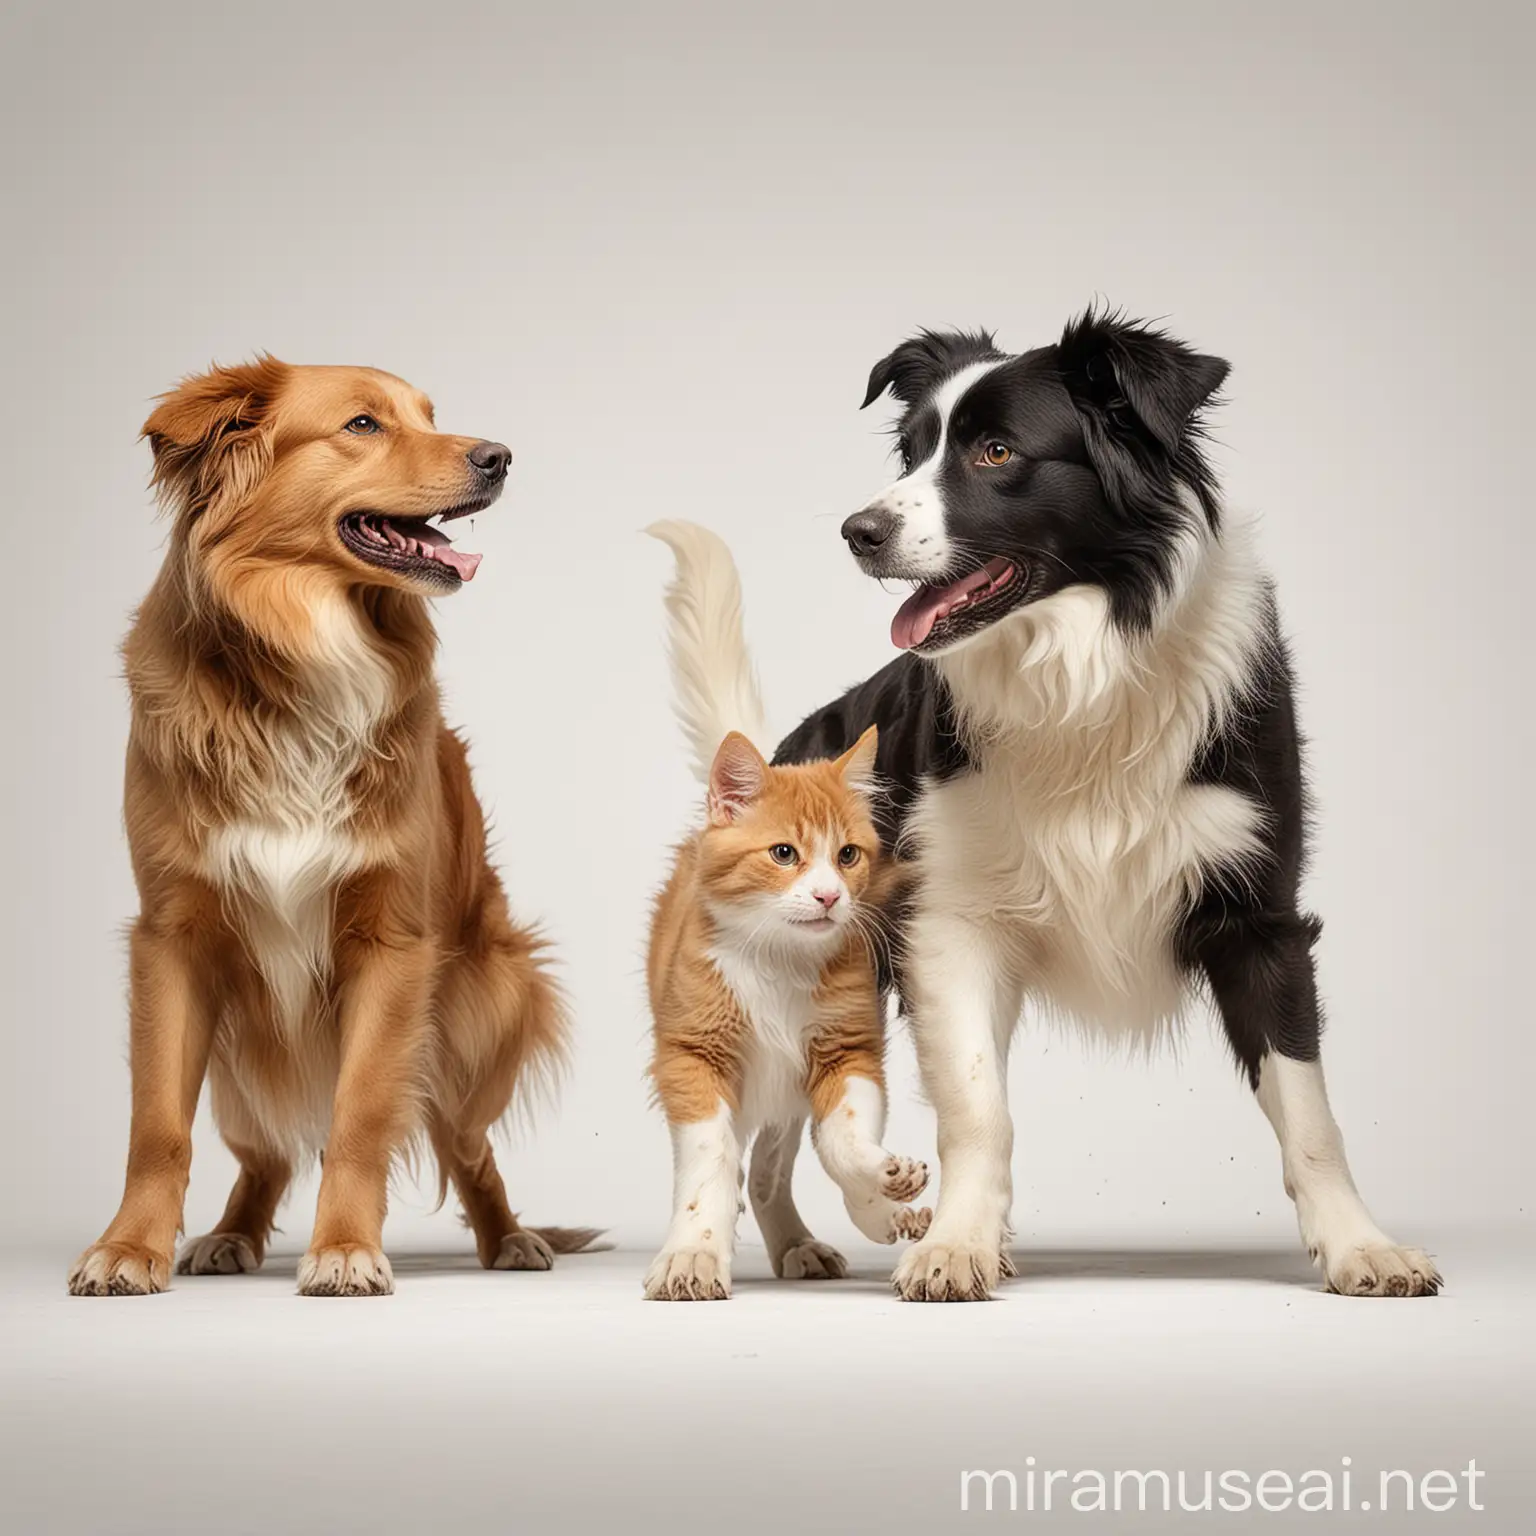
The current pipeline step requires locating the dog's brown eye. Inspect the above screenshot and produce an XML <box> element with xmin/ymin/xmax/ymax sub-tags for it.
<box><xmin>344</xmin><ymin>414</ymin><xmax>381</xmax><ymax>435</ymax></box>
<box><xmin>980</xmin><ymin>442</ymin><xmax>1012</xmax><ymax>466</ymax></box>
<box><xmin>769</xmin><ymin>844</ymin><xmax>798</xmax><ymax>866</ymax></box>
<box><xmin>838</xmin><ymin>845</ymin><xmax>860</xmax><ymax>867</ymax></box>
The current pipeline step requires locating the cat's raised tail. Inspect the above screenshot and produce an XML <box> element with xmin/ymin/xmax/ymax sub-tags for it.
<box><xmin>646</xmin><ymin>521</ymin><xmax>768</xmax><ymax>783</ymax></box>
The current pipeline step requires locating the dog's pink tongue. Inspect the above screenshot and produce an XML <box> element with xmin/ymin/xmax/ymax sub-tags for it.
<box><xmin>892</xmin><ymin>586</ymin><xmax>949</xmax><ymax>650</ymax></box>
<box><xmin>437</xmin><ymin>547</ymin><xmax>482</xmax><ymax>580</ymax></box>
<box><xmin>891</xmin><ymin>563</ymin><xmax>1008</xmax><ymax>649</ymax></box>
<box><xmin>409</xmin><ymin>521</ymin><xmax>482</xmax><ymax>581</ymax></box>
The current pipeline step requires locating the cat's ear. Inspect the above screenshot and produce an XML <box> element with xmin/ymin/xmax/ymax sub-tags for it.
<box><xmin>833</xmin><ymin>726</ymin><xmax>879</xmax><ymax>795</ymax></box>
<box><xmin>707</xmin><ymin>732</ymin><xmax>767</xmax><ymax>825</ymax></box>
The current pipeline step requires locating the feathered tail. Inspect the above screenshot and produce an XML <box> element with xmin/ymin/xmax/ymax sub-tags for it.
<box><xmin>527</xmin><ymin>1225</ymin><xmax>611</xmax><ymax>1255</ymax></box>
<box><xmin>646</xmin><ymin>520</ymin><xmax>767</xmax><ymax>779</ymax></box>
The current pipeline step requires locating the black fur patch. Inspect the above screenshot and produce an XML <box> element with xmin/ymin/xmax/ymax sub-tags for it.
<box><xmin>772</xmin><ymin>654</ymin><xmax>969</xmax><ymax>850</ymax></box>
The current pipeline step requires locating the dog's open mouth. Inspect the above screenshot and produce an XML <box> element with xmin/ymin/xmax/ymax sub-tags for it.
<box><xmin>891</xmin><ymin>557</ymin><xmax>1024</xmax><ymax>651</ymax></box>
<box><xmin>337</xmin><ymin>503</ymin><xmax>487</xmax><ymax>587</ymax></box>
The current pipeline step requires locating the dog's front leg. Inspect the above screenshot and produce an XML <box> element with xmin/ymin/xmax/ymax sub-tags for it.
<box><xmin>68</xmin><ymin>919</ymin><xmax>217</xmax><ymax>1296</ymax></box>
<box><xmin>893</xmin><ymin>913</ymin><xmax>1024</xmax><ymax>1301</ymax></box>
<box><xmin>298</xmin><ymin>936</ymin><xmax>436</xmax><ymax>1298</ymax></box>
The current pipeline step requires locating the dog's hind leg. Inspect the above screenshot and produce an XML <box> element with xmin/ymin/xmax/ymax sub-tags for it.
<box><xmin>430</xmin><ymin>933</ymin><xmax>596</xmax><ymax>1273</ymax></box>
<box><xmin>1256</xmin><ymin>1054</ymin><xmax>1441</xmax><ymax>1297</ymax></box>
<box><xmin>431</xmin><ymin>1122</ymin><xmax>600</xmax><ymax>1271</ymax></box>
<box><xmin>178</xmin><ymin>1142</ymin><xmax>291</xmax><ymax>1276</ymax></box>
<box><xmin>435</xmin><ymin>1127</ymin><xmax>543</xmax><ymax>1270</ymax></box>
<box><xmin>179</xmin><ymin>1054</ymin><xmax>293</xmax><ymax>1276</ymax></box>
<box><xmin>1198</xmin><ymin>911</ymin><xmax>1441</xmax><ymax>1298</ymax></box>
<box><xmin>749</xmin><ymin>1119</ymin><xmax>848</xmax><ymax>1279</ymax></box>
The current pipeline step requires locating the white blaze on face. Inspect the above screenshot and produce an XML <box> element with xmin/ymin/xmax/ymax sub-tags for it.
<box><xmin>779</xmin><ymin>833</ymin><xmax>851</xmax><ymax>932</ymax></box>
<box><xmin>864</xmin><ymin>360</ymin><xmax>1004</xmax><ymax>578</ymax></box>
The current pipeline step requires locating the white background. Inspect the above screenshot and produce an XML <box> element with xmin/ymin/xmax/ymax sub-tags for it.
<box><xmin>2</xmin><ymin>0</ymin><xmax>1527</xmax><ymax>1258</ymax></box>
<box><xmin>0</xmin><ymin>4</ymin><xmax>1532</xmax><ymax>1528</ymax></box>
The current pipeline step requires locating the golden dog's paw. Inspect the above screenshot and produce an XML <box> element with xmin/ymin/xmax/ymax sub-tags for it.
<box><xmin>778</xmin><ymin>1239</ymin><xmax>848</xmax><ymax>1280</ymax></box>
<box><xmin>297</xmin><ymin>1245</ymin><xmax>394</xmax><ymax>1297</ymax></box>
<box><xmin>893</xmin><ymin>1238</ymin><xmax>1002</xmax><ymax>1302</ymax></box>
<box><xmin>68</xmin><ymin>1241</ymin><xmax>171</xmax><ymax>1297</ymax></box>
<box><xmin>1323</xmin><ymin>1242</ymin><xmax>1442</xmax><ymax>1298</ymax></box>
<box><xmin>492</xmin><ymin>1231</ymin><xmax>555</xmax><ymax>1271</ymax></box>
<box><xmin>177</xmin><ymin>1233</ymin><xmax>261</xmax><ymax>1276</ymax></box>
<box><xmin>879</xmin><ymin>1156</ymin><xmax>930</xmax><ymax>1204</ymax></box>
<box><xmin>643</xmin><ymin>1247</ymin><xmax>732</xmax><ymax>1301</ymax></box>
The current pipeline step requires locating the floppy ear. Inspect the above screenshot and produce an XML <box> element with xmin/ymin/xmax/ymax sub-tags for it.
<box><xmin>861</xmin><ymin>328</ymin><xmax>1000</xmax><ymax>409</ymax></box>
<box><xmin>707</xmin><ymin>732</ymin><xmax>768</xmax><ymax>826</ymax></box>
<box><xmin>141</xmin><ymin>356</ymin><xmax>289</xmax><ymax>519</ymax></box>
<box><xmin>832</xmin><ymin>725</ymin><xmax>879</xmax><ymax>795</ymax></box>
<box><xmin>1056</xmin><ymin>307</ymin><xmax>1228</xmax><ymax>454</ymax></box>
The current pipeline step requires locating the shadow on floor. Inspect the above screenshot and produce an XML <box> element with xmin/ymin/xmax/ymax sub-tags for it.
<box><xmin>1009</xmin><ymin>1244</ymin><xmax>1318</xmax><ymax>1288</ymax></box>
<box><xmin>253</xmin><ymin>1250</ymin><xmax>534</xmax><ymax>1278</ymax></box>
<box><xmin>254</xmin><ymin>1243</ymin><xmax>1320</xmax><ymax>1290</ymax></box>
<box><xmin>730</xmin><ymin>1243</ymin><xmax>1321</xmax><ymax>1294</ymax></box>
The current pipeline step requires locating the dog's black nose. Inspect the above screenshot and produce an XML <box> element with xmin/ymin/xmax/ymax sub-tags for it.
<box><xmin>841</xmin><ymin>507</ymin><xmax>897</xmax><ymax>557</ymax></box>
<box><xmin>467</xmin><ymin>441</ymin><xmax>511</xmax><ymax>481</ymax></box>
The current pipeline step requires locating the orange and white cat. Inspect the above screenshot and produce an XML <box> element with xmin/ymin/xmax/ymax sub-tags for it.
<box><xmin>643</xmin><ymin>522</ymin><xmax>930</xmax><ymax>1301</ymax></box>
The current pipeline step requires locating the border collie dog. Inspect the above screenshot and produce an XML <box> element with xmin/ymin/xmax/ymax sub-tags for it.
<box><xmin>775</xmin><ymin>308</ymin><xmax>1438</xmax><ymax>1301</ymax></box>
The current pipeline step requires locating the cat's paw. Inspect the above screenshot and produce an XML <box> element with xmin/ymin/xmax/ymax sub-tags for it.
<box><xmin>644</xmin><ymin>1246</ymin><xmax>732</xmax><ymax>1301</ymax></box>
<box><xmin>891</xmin><ymin>1205</ymin><xmax>933</xmax><ymax>1242</ymax></box>
<box><xmin>880</xmin><ymin>1156</ymin><xmax>929</xmax><ymax>1203</ymax></box>
<box><xmin>846</xmin><ymin>1194</ymin><xmax>933</xmax><ymax>1246</ymax></box>
<box><xmin>778</xmin><ymin>1240</ymin><xmax>848</xmax><ymax>1280</ymax></box>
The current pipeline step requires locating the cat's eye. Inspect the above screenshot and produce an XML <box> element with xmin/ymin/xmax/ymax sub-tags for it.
<box><xmin>837</xmin><ymin>845</ymin><xmax>860</xmax><ymax>867</ymax></box>
<box><xmin>979</xmin><ymin>441</ymin><xmax>1012</xmax><ymax>466</ymax></box>
<box><xmin>769</xmin><ymin>844</ymin><xmax>799</xmax><ymax>866</ymax></box>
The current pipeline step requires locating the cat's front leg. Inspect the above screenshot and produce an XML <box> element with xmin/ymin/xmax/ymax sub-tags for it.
<box><xmin>810</xmin><ymin>1073</ymin><xmax>932</xmax><ymax>1245</ymax></box>
<box><xmin>645</xmin><ymin>1096</ymin><xmax>742</xmax><ymax>1301</ymax></box>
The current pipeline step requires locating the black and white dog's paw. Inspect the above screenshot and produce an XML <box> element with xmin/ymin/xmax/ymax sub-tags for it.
<box><xmin>1319</xmin><ymin>1240</ymin><xmax>1441</xmax><ymax>1298</ymax></box>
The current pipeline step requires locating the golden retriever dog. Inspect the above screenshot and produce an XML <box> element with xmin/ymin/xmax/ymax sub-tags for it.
<box><xmin>69</xmin><ymin>359</ymin><xmax>593</xmax><ymax>1298</ymax></box>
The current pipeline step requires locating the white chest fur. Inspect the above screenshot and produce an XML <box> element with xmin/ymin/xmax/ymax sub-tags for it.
<box><xmin>200</xmin><ymin>601</ymin><xmax>390</xmax><ymax>1034</ymax></box>
<box><xmin>913</xmin><ymin>520</ymin><xmax>1270</xmax><ymax>1040</ymax></box>
<box><xmin>707</xmin><ymin>941</ymin><xmax>824</xmax><ymax>1132</ymax></box>
<box><xmin>206</xmin><ymin>818</ymin><xmax>366</xmax><ymax>1033</ymax></box>
<box><xmin>912</xmin><ymin>765</ymin><xmax>1261</xmax><ymax>1036</ymax></box>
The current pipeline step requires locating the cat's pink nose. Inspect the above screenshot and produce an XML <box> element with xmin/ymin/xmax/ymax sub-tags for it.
<box><xmin>812</xmin><ymin>888</ymin><xmax>841</xmax><ymax>911</ymax></box>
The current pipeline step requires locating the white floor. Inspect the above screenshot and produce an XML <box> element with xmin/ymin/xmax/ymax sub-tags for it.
<box><xmin>3</xmin><ymin>1230</ymin><xmax>1531</xmax><ymax>1534</ymax></box>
